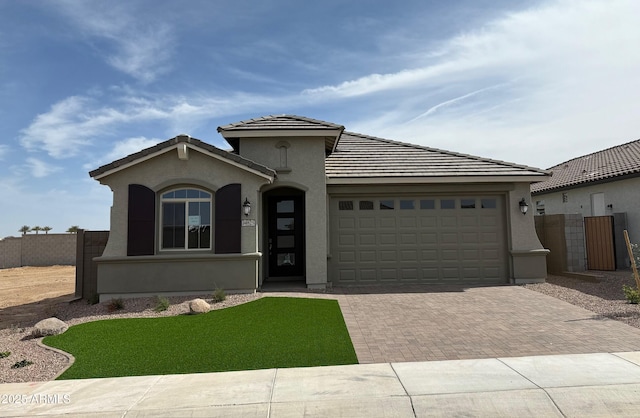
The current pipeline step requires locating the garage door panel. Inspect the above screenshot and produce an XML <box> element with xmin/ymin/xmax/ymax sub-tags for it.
<box><xmin>380</xmin><ymin>269</ymin><xmax>398</xmax><ymax>280</ymax></box>
<box><xmin>339</xmin><ymin>234</ymin><xmax>355</xmax><ymax>245</ymax></box>
<box><xmin>400</xmin><ymin>233</ymin><xmax>417</xmax><ymax>244</ymax></box>
<box><xmin>421</xmin><ymin>233</ymin><xmax>437</xmax><ymax>244</ymax></box>
<box><xmin>440</xmin><ymin>216</ymin><xmax>457</xmax><ymax>227</ymax></box>
<box><xmin>331</xmin><ymin>195</ymin><xmax>507</xmax><ymax>285</ymax></box>
<box><xmin>339</xmin><ymin>270</ymin><xmax>356</xmax><ymax>282</ymax></box>
<box><xmin>461</xmin><ymin>216</ymin><xmax>478</xmax><ymax>227</ymax></box>
<box><xmin>359</xmin><ymin>218</ymin><xmax>375</xmax><ymax>228</ymax></box>
<box><xmin>400</xmin><ymin>250</ymin><xmax>418</xmax><ymax>261</ymax></box>
<box><xmin>380</xmin><ymin>250</ymin><xmax>397</xmax><ymax>261</ymax></box>
<box><xmin>359</xmin><ymin>234</ymin><xmax>376</xmax><ymax>245</ymax></box>
<box><xmin>360</xmin><ymin>269</ymin><xmax>377</xmax><ymax>281</ymax></box>
<box><xmin>420</xmin><ymin>216</ymin><xmax>437</xmax><ymax>227</ymax></box>
<box><xmin>399</xmin><ymin>217</ymin><xmax>417</xmax><ymax>228</ymax></box>
<box><xmin>339</xmin><ymin>251</ymin><xmax>356</xmax><ymax>262</ymax></box>
<box><xmin>360</xmin><ymin>251</ymin><xmax>376</xmax><ymax>262</ymax></box>
<box><xmin>379</xmin><ymin>217</ymin><xmax>396</xmax><ymax>228</ymax></box>
<box><xmin>379</xmin><ymin>233</ymin><xmax>396</xmax><ymax>244</ymax></box>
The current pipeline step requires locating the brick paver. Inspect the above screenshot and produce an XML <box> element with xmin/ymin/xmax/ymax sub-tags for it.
<box><xmin>265</xmin><ymin>284</ymin><xmax>640</xmax><ymax>363</ymax></box>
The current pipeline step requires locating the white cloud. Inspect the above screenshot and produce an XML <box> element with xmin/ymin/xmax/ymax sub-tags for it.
<box><xmin>0</xmin><ymin>144</ymin><xmax>7</xmax><ymax>160</ymax></box>
<box><xmin>330</xmin><ymin>0</ymin><xmax>640</xmax><ymax>168</ymax></box>
<box><xmin>25</xmin><ymin>157</ymin><xmax>62</xmax><ymax>178</ymax></box>
<box><xmin>55</xmin><ymin>1</ymin><xmax>175</xmax><ymax>83</ymax></box>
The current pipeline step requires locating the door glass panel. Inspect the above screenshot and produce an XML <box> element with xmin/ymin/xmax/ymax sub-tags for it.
<box><xmin>400</xmin><ymin>200</ymin><xmax>414</xmax><ymax>209</ymax></box>
<box><xmin>380</xmin><ymin>200</ymin><xmax>394</xmax><ymax>210</ymax></box>
<box><xmin>461</xmin><ymin>199</ymin><xmax>476</xmax><ymax>209</ymax></box>
<box><xmin>277</xmin><ymin>200</ymin><xmax>294</xmax><ymax>213</ymax></box>
<box><xmin>420</xmin><ymin>199</ymin><xmax>435</xmax><ymax>209</ymax></box>
<box><xmin>277</xmin><ymin>236</ymin><xmax>295</xmax><ymax>248</ymax></box>
<box><xmin>277</xmin><ymin>253</ymin><xmax>295</xmax><ymax>266</ymax></box>
<box><xmin>277</xmin><ymin>218</ymin><xmax>295</xmax><ymax>230</ymax></box>
<box><xmin>441</xmin><ymin>199</ymin><xmax>456</xmax><ymax>209</ymax></box>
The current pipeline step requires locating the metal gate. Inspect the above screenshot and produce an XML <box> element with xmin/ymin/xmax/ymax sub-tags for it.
<box><xmin>584</xmin><ymin>216</ymin><xmax>616</xmax><ymax>271</ymax></box>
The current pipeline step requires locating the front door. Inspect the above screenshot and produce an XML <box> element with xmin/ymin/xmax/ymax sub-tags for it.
<box><xmin>268</xmin><ymin>194</ymin><xmax>305</xmax><ymax>279</ymax></box>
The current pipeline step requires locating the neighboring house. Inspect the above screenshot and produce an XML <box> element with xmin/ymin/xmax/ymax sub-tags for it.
<box><xmin>531</xmin><ymin>139</ymin><xmax>640</xmax><ymax>244</ymax></box>
<box><xmin>89</xmin><ymin>115</ymin><xmax>549</xmax><ymax>300</ymax></box>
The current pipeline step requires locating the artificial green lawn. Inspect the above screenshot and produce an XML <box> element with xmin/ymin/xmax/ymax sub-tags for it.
<box><xmin>43</xmin><ymin>297</ymin><xmax>357</xmax><ymax>380</ymax></box>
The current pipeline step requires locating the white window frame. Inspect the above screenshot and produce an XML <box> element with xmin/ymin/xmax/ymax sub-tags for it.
<box><xmin>160</xmin><ymin>188</ymin><xmax>212</xmax><ymax>251</ymax></box>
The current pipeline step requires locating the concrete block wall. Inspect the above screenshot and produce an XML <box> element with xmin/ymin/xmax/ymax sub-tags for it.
<box><xmin>563</xmin><ymin>214</ymin><xmax>586</xmax><ymax>272</ymax></box>
<box><xmin>0</xmin><ymin>237</ymin><xmax>22</xmax><ymax>269</ymax></box>
<box><xmin>0</xmin><ymin>234</ymin><xmax>76</xmax><ymax>268</ymax></box>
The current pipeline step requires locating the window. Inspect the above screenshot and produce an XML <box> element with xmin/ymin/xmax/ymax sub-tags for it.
<box><xmin>461</xmin><ymin>199</ymin><xmax>476</xmax><ymax>209</ymax></box>
<box><xmin>380</xmin><ymin>200</ymin><xmax>394</xmax><ymax>210</ymax></box>
<box><xmin>338</xmin><ymin>201</ymin><xmax>354</xmax><ymax>210</ymax></box>
<box><xmin>161</xmin><ymin>188</ymin><xmax>211</xmax><ymax>250</ymax></box>
<box><xmin>441</xmin><ymin>199</ymin><xmax>456</xmax><ymax>209</ymax></box>
<box><xmin>420</xmin><ymin>199</ymin><xmax>435</xmax><ymax>209</ymax></box>
<box><xmin>481</xmin><ymin>198</ymin><xmax>497</xmax><ymax>209</ymax></box>
<box><xmin>536</xmin><ymin>200</ymin><xmax>545</xmax><ymax>215</ymax></box>
<box><xmin>400</xmin><ymin>200</ymin><xmax>415</xmax><ymax>209</ymax></box>
<box><xmin>359</xmin><ymin>200</ymin><xmax>374</xmax><ymax>210</ymax></box>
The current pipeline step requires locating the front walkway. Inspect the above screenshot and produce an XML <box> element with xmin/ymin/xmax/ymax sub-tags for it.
<box><xmin>267</xmin><ymin>285</ymin><xmax>640</xmax><ymax>364</ymax></box>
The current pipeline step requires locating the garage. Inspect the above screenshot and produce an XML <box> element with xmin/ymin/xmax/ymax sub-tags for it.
<box><xmin>329</xmin><ymin>195</ymin><xmax>508</xmax><ymax>285</ymax></box>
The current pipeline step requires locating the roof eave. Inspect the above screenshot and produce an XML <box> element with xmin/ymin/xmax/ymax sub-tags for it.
<box><xmin>326</xmin><ymin>174</ymin><xmax>550</xmax><ymax>185</ymax></box>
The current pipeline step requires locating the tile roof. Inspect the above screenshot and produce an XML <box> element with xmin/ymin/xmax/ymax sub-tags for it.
<box><xmin>217</xmin><ymin>114</ymin><xmax>344</xmax><ymax>131</ymax></box>
<box><xmin>531</xmin><ymin>138</ymin><xmax>640</xmax><ymax>194</ymax></box>
<box><xmin>89</xmin><ymin>135</ymin><xmax>276</xmax><ymax>179</ymax></box>
<box><xmin>326</xmin><ymin>132</ymin><xmax>549</xmax><ymax>179</ymax></box>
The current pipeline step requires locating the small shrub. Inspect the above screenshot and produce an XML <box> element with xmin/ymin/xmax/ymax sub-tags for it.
<box><xmin>11</xmin><ymin>359</ymin><xmax>33</xmax><ymax>369</ymax></box>
<box><xmin>0</xmin><ymin>351</ymin><xmax>10</xmax><ymax>359</ymax></box>
<box><xmin>623</xmin><ymin>285</ymin><xmax>640</xmax><ymax>304</ymax></box>
<box><xmin>154</xmin><ymin>296</ymin><xmax>170</xmax><ymax>312</ymax></box>
<box><xmin>212</xmin><ymin>288</ymin><xmax>226</xmax><ymax>303</ymax></box>
<box><xmin>107</xmin><ymin>298</ymin><xmax>125</xmax><ymax>312</ymax></box>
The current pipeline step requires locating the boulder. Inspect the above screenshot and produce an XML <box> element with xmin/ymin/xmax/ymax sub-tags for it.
<box><xmin>188</xmin><ymin>298</ymin><xmax>211</xmax><ymax>314</ymax></box>
<box><xmin>32</xmin><ymin>317</ymin><xmax>68</xmax><ymax>337</ymax></box>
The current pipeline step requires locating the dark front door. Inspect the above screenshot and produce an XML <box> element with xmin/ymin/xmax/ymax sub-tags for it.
<box><xmin>268</xmin><ymin>194</ymin><xmax>304</xmax><ymax>279</ymax></box>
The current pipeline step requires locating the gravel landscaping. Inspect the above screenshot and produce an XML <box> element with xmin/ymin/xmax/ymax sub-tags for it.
<box><xmin>2</xmin><ymin>270</ymin><xmax>640</xmax><ymax>384</ymax></box>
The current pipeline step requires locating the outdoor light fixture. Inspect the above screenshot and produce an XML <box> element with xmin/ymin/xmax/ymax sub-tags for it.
<box><xmin>519</xmin><ymin>198</ymin><xmax>529</xmax><ymax>215</ymax></box>
<box><xmin>243</xmin><ymin>198</ymin><xmax>251</xmax><ymax>216</ymax></box>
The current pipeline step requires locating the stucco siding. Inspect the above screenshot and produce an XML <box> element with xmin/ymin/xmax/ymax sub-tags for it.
<box><xmin>240</xmin><ymin>136</ymin><xmax>328</xmax><ymax>287</ymax></box>
<box><xmin>97</xmin><ymin>148</ymin><xmax>270</xmax><ymax>258</ymax></box>
<box><xmin>534</xmin><ymin>176</ymin><xmax>640</xmax><ymax>244</ymax></box>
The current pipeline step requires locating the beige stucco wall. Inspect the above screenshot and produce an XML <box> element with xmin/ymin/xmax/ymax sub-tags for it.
<box><xmin>508</xmin><ymin>182</ymin><xmax>548</xmax><ymax>283</ymax></box>
<box><xmin>94</xmin><ymin>145</ymin><xmax>272</xmax><ymax>297</ymax></box>
<box><xmin>534</xmin><ymin>176</ymin><xmax>640</xmax><ymax>244</ymax></box>
<box><xmin>238</xmin><ymin>136</ymin><xmax>328</xmax><ymax>288</ymax></box>
<box><xmin>97</xmin><ymin>147</ymin><xmax>271</xmax><ymax>257</ymax></box>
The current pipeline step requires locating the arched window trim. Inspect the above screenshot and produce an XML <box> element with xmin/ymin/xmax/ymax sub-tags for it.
<box><xmin>159</xmin><ymin>187</ymin><xmax>213</xmax><ymax>251</ymax></box>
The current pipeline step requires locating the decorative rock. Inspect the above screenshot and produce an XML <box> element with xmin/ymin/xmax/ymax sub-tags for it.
<box><xmin>32</xmin><ymin>317</ymin><xmax>68</xmax><ymax>337</ymax></box>
<box><xmin>188</xmin><ymin>298</ymin><xmax>211</xmax><ymax>314</ymax></box>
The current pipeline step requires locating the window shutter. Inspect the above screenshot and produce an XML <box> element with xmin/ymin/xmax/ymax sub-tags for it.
<box><xmin>127</xmin><ymin>184</ymin><xmax>155</xmax><ymax>256</ymax></box>
<box><xmin>215</xmin><ymin>183</ymin><xmax>241</xmax><ymax>253</ymax></box>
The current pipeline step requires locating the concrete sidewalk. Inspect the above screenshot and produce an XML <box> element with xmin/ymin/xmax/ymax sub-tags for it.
<box><xmin>2</xmin><ymin>352</ymin><xmax>640</xmax><ymax>417</ymax></box>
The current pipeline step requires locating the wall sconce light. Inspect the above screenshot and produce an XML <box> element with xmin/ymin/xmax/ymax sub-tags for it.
<box><xmin>243</xmin><ymin>198</ymin><xmax>251</xmax><ymax>216</ymax></box>
<box><xmin>519</xmin><ymin>198</ymin><xmax>529</xmax><ymax>215</ymax></box>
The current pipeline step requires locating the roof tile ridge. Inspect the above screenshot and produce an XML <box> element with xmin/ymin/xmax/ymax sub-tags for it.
<box><xmin>342</xmin><ymin>131</ymin><xmax>548</xmax><ymax>174</ymax></box>
<box><xmin>546</xmin><ymin>138</ymin><xmax>640</xmax><ymax>170</ymax></box>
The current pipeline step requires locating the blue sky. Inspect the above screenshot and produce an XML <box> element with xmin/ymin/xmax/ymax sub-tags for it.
<box><xmin>1</xmin><ymin>0</ymin><xmax>639</xmax><ymax>238</ymax></box>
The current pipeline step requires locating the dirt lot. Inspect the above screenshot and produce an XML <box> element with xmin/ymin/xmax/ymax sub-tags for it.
<box><xmin>0</xmin><ymin>266</ymin><xmax>75</xmax><ymax>329</ymax></box>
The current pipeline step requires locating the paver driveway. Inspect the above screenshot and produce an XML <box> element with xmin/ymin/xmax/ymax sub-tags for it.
<box><xmin>266</xmin><ymin>284</ymin><xmax>640</xmax><ymax>364</ymax></box>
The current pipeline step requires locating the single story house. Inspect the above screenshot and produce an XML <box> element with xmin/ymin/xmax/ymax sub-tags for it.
<box><xmin>531</xmin><ymin>138</ymin><xmax>640</xmax><ymax>269</ymax></box>
<box><xmin>90</xmin><ymin>115</ymin><xmax>549</xmax><ymax>300</ymax></box>
<box><xmin>531</xmin><ymin>138</ymin><xmax>640</xmax><ymax>240</ymax></box>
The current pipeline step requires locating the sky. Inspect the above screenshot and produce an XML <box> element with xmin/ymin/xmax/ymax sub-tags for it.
<box><xmin>1</xmin><ymin>0</ymin><xmax>639</xmax><ymax>238</ymax></box>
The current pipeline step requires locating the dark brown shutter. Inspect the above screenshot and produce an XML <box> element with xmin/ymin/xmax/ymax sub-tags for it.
<box><xmin>215</xmin><ymin>183</ymin><xmax>241</xmax><ymax>254</ymax></box>
<box><xmin>127</xmin><ymin>184</ymin><xmax>155</xmax><ymax>256</ymax></box>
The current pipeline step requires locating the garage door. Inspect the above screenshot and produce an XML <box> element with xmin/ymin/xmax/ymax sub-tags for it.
<box><xmin>329</xmin><ymin>196</ymin><xmax>508</xmax><ymax>285</ymax></box>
